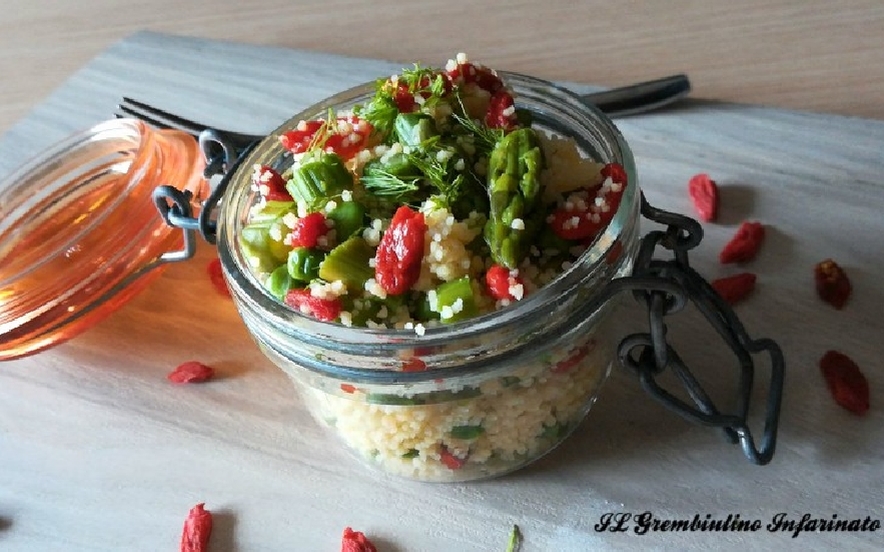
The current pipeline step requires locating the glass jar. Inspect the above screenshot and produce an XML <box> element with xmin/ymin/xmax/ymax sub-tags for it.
<box><xmin>0</xmin><ymin>119</ymin><xmax>206</xmax><ymax>360</ymax></box>
<box><xmin>217</xmin><ymin>74</ymin><xmax>641</xmax><ymax>481</ymax></box>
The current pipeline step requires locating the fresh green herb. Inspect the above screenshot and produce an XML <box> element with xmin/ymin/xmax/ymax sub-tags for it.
<box><xmin>400</xmin><ymin>64</ymin><xmax>447</xmax><ymax>107</ymax></box>
<box><xmin>356</xmin><ymin>79</ymin><xmax>400</xmax><ymax>136</ymax></box>
<box><xmin>452</xmin><ymin>93</ymin><xmax>505</xmax><ymax>154</ymax></box>
<box><xmin>361</xmin><ymin>168</ymin><xmax>422</xmax><ymax>199</ymax></box>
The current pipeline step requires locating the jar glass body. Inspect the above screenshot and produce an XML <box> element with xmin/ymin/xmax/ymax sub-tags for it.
<box><xmin>218</xmin><ymin>73</ymin><xmax>641</xmax><ymax>481</ymax></box>
<box><xmin>0</xmin><ymin>120</ymin><xmax>206</xmax><ymax>360</ymax></box>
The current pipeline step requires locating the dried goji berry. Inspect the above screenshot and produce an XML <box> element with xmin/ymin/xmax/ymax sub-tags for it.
<box><xmin>484</xmin><ymin>264</ymin><xmax>525</xmax><ymax>301</ymax></box>
<box><xmin>168</xmin><ymin>361</ymin><xmax>215</xmax><ymax>384</ymax></box>
<box><xmin>402</xmin><ymin>357</ymin><xmax>427</xmax><ymax>372</ymax></box>
<box><xmin>279</xmin><ymin>120</ymin><xmax>324</xmax><ymax>153</ymax></box>
<box><xmin>549</xmin><ymin>162</ymin><xmax>627</xmax><ymax>241</ymax></box>
<box><xmin>206</xmin><ymin>258</ymin><xmax>231</xmax><ymax>297</ymax></box>
<box><xmin>711</xmin><ymin>272</ymin><xmax>757</xmax><ymax>305</ymax></box>
<box><xmin>551</xmin><ymin>341</ymin><xmax>595</xmax><ymax>374</ymax></box>
<box><xmin>687</xmin><ymin>173</ymin><xmax>719</xmax><ymax>222</ymax></box>
<box><xmin>284</xmin><ymin>289</ymin><xmax>342</xmax><ymax>322</ymax></box>
<box><xmin>391</xmin><ymin>80</ymin><xmax>417</xmax><ymax>113</ymax></box>
<box><xmin>445</xmin><ymin>61</ymin><xmax>503</xmax><ymax>93</ymax></box>
<box><xmin>374</xmin><ymin>205</ymin><xmax>427</xmax><ymax>295</ymax></box>
<box><xmin>485</xmin><ymin>90</ymin><xmax>518</xmax><ymax>131</ymax></box>
<box><xmin>180</xmin><ymin>503</ymin><xmax>212</xmax><ymax>552</ymax></box>
<box><xmin>251</xmin><ymin>164</ymin><xmax>291</xmax><ymax>201</ymax></box>
<box><xmin>341</xmin><ymin>527</ymin><xmax>378</xmax><ymax>552</ymax></box>
<box><xmin>820</xmin><ymin>350</ymin><xmax>869</xmax><ymax>415</ymax></box>
<box><xmin>290</xmin><ymin>212</ymin><xmax>328</xmax><ymax>248</ymax></box>
<box><xmin>604</xmin><ymin>240</ymin><xmax>624</xmax><ymax>265</ymax></box>
<box><xmin>439</xmin><ymin>445</ymin><xmax>466</xmax><ymax>470</ymax></box>
<box><xmin>322</xmin><ymin>116</ymin><xmax>374</xmax><ymax>160</ymax></box>
<box><xmin>815</xmin><ymin>258</ymin><xmax>852</xmax><ymax>310</ymax></box>
<box><xmin>719</xmin><ymin>221</ymin><xmax>765</xmax><ymax>264</ymax></box>
<box><xmin>340</xmin><ymin>383</ymin><xmax>357</xmax><ymax>394</ymax></box>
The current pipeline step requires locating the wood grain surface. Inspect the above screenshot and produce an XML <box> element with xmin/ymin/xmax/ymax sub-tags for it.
<box><xmin>1</xmin><ymin>0</ymin><xmax>884</xmax><ymax>136</ymax></box>
<box><xmin>1</xmin><ymin>17</ymin><xmax>884</xmax><ymax>552</ymax></box>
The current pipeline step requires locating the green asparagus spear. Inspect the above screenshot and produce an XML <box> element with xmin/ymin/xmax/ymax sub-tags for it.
<box><xmin>286</xmin><ymin>152</ymin><xmax>352</xmax><ymax>209</ymax></box>
<box><xmin>483</xmin><ymin>128</ymin><xmax>544</xmax><ymax>268</ymax></box>
<box><xmin>318</xmin><ymin>237</ymin><xmax>375</xmax><ymax>291</ymax></box>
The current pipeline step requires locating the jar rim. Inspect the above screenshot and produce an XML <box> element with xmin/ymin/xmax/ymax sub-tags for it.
<box><xmin>217</xmin><ymin>72</ymin><xmax>639</xmax><ymax>377</ymax></box>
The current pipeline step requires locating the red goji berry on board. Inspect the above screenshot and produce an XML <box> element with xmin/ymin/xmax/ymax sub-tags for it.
<box><xmin>550</xmin><ymin>163</ymin><xmax>627</xmax><ymax>242</ymax></box>
<box><xmin>719</xmin><ymin>221</ymin><xmax>765</xmax><ymax>264</ymax></box>
<box><xmin>820</xmin><ymin>350</ymin><xmax>869</xmax><ymax>415</ymax></box>
<box><xmin>180</xmin><ymin>503</ymin><xmax>212</xmax><ymax>552</ymax></box>
<box><xmin>168</xmin><ymin>361</ymin><xmax>215</xmax><ymax>384</ymax></box>
<box><xmin>341</xmin><ymin>527</ymin><xmax>379</xmax><ymax>552</ymax></box>
<box><xmin>289</xmin><ymin>212</ymin><xmax>328</xmax><ymax>248</ymax></box>
<box><xmin>687</xmin><ymin>173</ymin><xmax>719</xmax><ymax>222</ymax></box>
<box><xmin>340</xmin><ymin>383</ymin><xmax>357</xmax><ymax>394</ymax></box>
<box><xmin>206</xmin><ymin>258</ymin><xmax>231</xmax><ymax>298</ymax></box>
<box><xmin>814</xmin><ymin>258</ymin><xmax>852</xmax><ymax>310</ymax></box>
<box><xmin>284</xmin><ymin>289</ymin><xmax>342</xmax><ymax>322</ymax></box>
<box><xmin>711</xmin><ymin>272</ymin><xmax>757</xmax><ymax>305</ymax></box>
<box><xmin>251</xmin><ymin>165</ymin><xmax>291</xmax><ymax>201</ymax></box>
<box><xmin>485</xmin><ymin>264</ymin><xmax>525</xmax><ymax>301</ymax></box>
<box><xmin>374</xmin><ymin>205</ymin><xmax>427</xmax><ymax>295</ymax></box>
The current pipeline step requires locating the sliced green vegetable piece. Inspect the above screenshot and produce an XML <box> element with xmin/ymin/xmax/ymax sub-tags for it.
<box><xmin>401</xmin><ymin>449</ymin><xmax>420</xmax><ymax>459</ymax></box>
<box><xmin>483</xmin><ymin>128</ymin><xmax>545</xmax><ymax>268</ymax></box>
<box><xmin>366</xmin><ymin>393</ymin><xmax>423</xmax><ymax>406</ymax></box>
<box><xmin>265</xmin><ymin>265</ymin><xmax>297</xmax><ymax>299</ymax></box>
<box><xmin>250</xmin><ymin>200</ymin><xmax>295</xmax><ymax>222</ymax></box>
<box><xmin>450</xmin><ymin>424</ymin><xmax>485</xmax><ymax>440</ymax></box>
<box><xmin>432</xmin><ymin>276</ymin><xmax>478</xmax><ymax>323</ymax></box>
<box><xmin>240</xmin><ymin>221</ymin><xmax>290</xmax><ymax>272</ymax></box>
<box><xmin>287</xmin><ymin>247</ymin><xmax>324</xmax><ymax>282</ymax></box>
<box><xmin>326</xmin><ymin>201</ymin><xmax>366</xmax><ymax>241</ymax></box>
<box><xmin>318</xmin><ymin>237</ymin><xmax>375</xmax><ymax>291</ymax></box>
<box><xmin>286</xmin><ymin>153</ymin><xmax>352</xmax><ymax>209</ymax></box>
<box><xmin>394</xmin><ymin>112</ymin><xmax>437</xmax><ymax>147</ymax></box>
<box><xmin>412</xmin><ymin>291</ymin><xmax>441</xmax><ymax>322</ymax></box>
<box><xmin>540</xmin><ymin>421</ymin><xmax>573</xmax><ymax>440</ymax></box>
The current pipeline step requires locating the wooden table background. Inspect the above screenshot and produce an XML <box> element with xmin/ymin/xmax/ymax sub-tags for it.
<box><xmin>2</xmin><ymin>2</ymin><xmax>884</xmax><ymax>551</ymax></box>
<box><xmin>2</xmin><ymin>0</ymin><xmax>884</xmax><ymax>134</ymax></box>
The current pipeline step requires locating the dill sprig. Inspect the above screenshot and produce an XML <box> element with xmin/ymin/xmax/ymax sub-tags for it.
<box><xmin>451</xmin><ymin>93</ymin><xmax>504</xmax><ymax>154</ymax></box>
<box><xmin>360</xmin><ymin>168</ymin><xmax>422</xmax><ymax>200</ymax></box>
